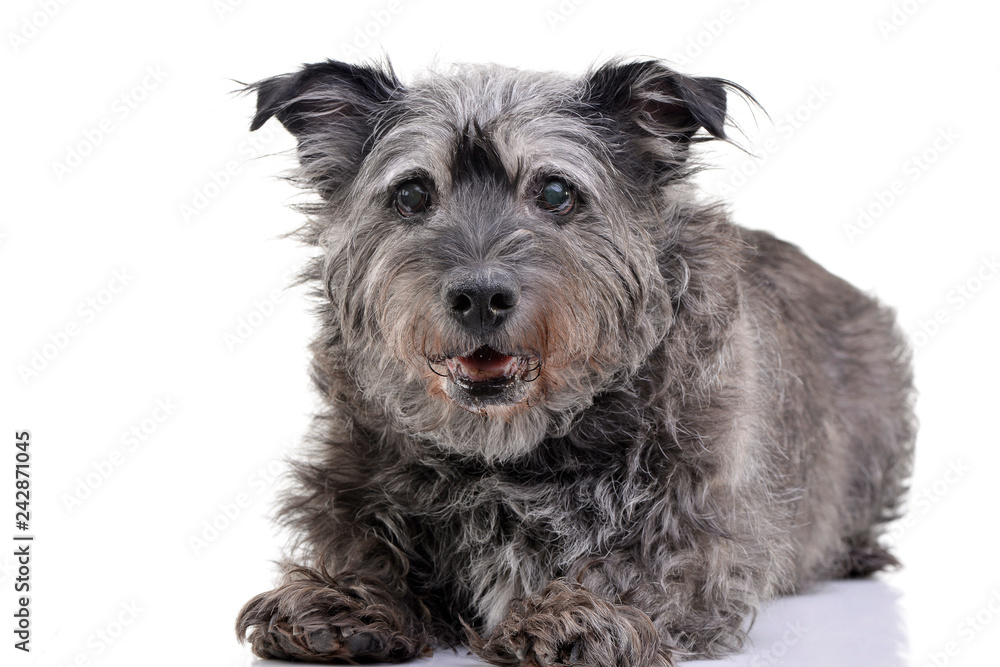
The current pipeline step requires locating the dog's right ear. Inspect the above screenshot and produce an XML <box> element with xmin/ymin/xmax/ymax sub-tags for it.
<box><xmin>245</xmin><ymin>60</ymin><xmax>403</xmax><ymax>199</ymax></box>
<box><xmin>247</xmin><ymin>59</ymin><xmax>403</xmax><ymax>137</ymax></box>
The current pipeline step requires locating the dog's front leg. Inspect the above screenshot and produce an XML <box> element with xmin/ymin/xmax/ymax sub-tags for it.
<box><xmin>473</xmin><ymin>578</ymin><xmax>672</xmax><ymax>667</ymax></box>
<box><xmin>235</xmin><ymin>564</ymin><xmax>433</xmax><ymax>663</ymax></box>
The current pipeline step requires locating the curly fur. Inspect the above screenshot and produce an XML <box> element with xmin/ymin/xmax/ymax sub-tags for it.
<box><xmin>235</xmin><ymin>58</ymin><xmax>915</xmax><ymax>665</ymax></box>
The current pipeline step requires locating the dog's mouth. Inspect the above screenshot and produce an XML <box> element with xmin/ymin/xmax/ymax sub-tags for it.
<box><xmin>428</xmin><ymin>346</ymin><xmax>541</xmax><ymax>409</ymax></box>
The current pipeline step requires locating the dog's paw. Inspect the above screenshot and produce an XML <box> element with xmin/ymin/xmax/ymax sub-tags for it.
<box><xmin>472</xmin><ymin>579</ymin><xmax>671</xmax><ymax>667</ymax></box>
<box><xmin>236</xmin><ymin>569</ymin><xmax>431</xmax><ymax>663</ymax></box>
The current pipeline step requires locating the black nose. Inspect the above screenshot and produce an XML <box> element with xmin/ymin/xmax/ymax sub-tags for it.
<box><xmin>444</xmin><ymin>271</ymin><xmax>520</xmax><ymax>334</ymax></box>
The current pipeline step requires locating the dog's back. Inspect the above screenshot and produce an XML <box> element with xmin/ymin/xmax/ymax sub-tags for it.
<box><xmin>737</xmin><ymin>228</ymin><xmax>915</xmax><ymax>584</ymax></box>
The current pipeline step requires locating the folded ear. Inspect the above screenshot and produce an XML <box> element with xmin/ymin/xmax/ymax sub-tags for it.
<box><xmin>248</xmin><ymin>59</ymin><xmax>402</xmax><ymax>136</ymax></box>
<box><xmin>584</xmin><ymin>59</ymin><xmax>749</xmax><ymax>141</ymax></box>
<box><xmin>245</xmin><ymin>60</ymin><xmax>403</xmax><ymax>199</ymax></box>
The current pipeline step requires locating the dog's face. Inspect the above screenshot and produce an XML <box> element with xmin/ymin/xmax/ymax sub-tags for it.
<box><xmin>250</xmin><ymin>60</ymin><xmax>738</xmax><ymax>460</ymax></box>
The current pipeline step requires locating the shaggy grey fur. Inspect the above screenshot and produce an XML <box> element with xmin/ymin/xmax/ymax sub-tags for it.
<box><xmin>235</xmin><ymin>58</ymin><xmax>915</xmax><ymax>666</ymax></box>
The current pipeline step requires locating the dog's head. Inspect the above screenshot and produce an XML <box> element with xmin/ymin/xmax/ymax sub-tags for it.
<box><xmin>248</xmin><ymin>59</ymin><xmax>744</xmax><ymax>460</ymax></box>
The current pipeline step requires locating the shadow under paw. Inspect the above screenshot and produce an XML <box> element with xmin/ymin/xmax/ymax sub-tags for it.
<box><xmin>472</xmin><ymin>579</ymin><xmax>670</xmax><ymax>667</ymax></box>
<box><xmin>236</xmin><ymin>569</ymin><xmax>431</xmax><ymax>663</ymax></box>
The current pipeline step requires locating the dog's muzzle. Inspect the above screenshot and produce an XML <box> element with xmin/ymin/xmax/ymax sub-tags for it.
<box><xmin>428</xmin><ymin>346</ymin><xmax>541</xmax><ymax>409</ymax></box>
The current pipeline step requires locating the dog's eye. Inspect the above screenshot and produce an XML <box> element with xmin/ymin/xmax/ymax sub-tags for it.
<box><xmin>395</xmin><ymin>179</ymin><xmax>430</xmax><ymax>217</ymax></box>
<box><xmin>537</xmin><ymin>178</ymin><xmax>576</xmax><ymax>215</ymax></box>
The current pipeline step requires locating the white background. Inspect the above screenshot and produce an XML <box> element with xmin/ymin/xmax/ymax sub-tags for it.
<box><xmin>3</xmin><ymin>1</ymin><xmax>999</xmax><ymax>666</ymax></box>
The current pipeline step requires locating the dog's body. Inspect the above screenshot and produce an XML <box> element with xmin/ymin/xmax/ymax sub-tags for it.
<box><xmin>236</xmin><ymin>59</ymin><xmax>914</xmax><ymax>666</ymax></box>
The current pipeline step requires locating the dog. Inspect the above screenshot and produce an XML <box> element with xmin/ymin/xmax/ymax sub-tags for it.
<box><xmin>235</xmin><ymin>58</ymin><xmax>915</xmax><ymax>666</ymax></box>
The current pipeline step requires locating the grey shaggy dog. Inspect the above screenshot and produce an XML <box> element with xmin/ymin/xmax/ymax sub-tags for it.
<box><xmin>235</xmin><ymin>58</ymin><xmax>915</xmax><ymax>666</ymax></box>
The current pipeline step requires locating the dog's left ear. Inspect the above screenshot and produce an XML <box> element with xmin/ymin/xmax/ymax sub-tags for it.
<box><xmin>584</xmin><ymin>59</ymin><xmax>745</xmax><ymax>141</ymax></box>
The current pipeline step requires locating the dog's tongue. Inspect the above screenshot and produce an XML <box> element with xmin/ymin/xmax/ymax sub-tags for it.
<box><xmin>456</xmin><ymin>347</ymin><xmax>516</xmax><ymax>381</ymax></box>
